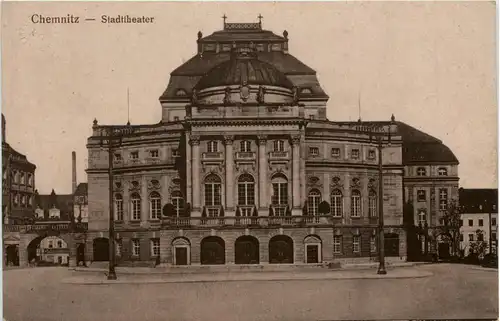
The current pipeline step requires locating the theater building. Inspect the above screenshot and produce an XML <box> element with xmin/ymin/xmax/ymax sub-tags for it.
<box><xmin>85</xmin><ymin>19</ymin><xmax>459</xmax><ymax>266</ymax></box>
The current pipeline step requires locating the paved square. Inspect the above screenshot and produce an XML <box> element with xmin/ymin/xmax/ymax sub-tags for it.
<box><xmin>3</xmin><ymin>264</ymin><xmax>498</xmax><ymax>321</ymax></box>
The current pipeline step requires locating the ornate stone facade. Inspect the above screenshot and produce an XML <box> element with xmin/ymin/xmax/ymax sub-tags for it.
<box><xmin>85</xmin><ymin>20</ymin><xmax>458</xmax><ymax>266</ymax></box>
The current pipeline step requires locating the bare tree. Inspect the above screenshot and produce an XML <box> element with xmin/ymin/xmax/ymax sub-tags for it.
<box><xmin>469</xmin><ymin>229</ymin><xmax>489</xmax><ymax>260</ymax></box>
<box><xmin>438</xmin><ymin>198</ymin><xmax>462</xmax><ymax>256</ymax></box>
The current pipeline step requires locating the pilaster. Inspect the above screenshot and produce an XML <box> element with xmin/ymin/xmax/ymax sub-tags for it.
<box><xmin>258</xmin><ymin>135</ymin><xmax>267</xmax><ymax>210</ymax></box>
<box><xmin>185</xmin><ymin>132</ymin><xmax>192</xmax><ymax>205</ymax></box>
<box><xmin>291</xmin><ymin>135</ymin><xmax>301</xmax><ymax>212</ymax></box>
<box><xmin>190</xmin><ymin>135</ymin><xmax>201</xmax><ymax>213</ymax></box>
<box><xmin>224</xmin><ymin>136</ymin><xmax>234</xmax><ymax>212</ymax></box>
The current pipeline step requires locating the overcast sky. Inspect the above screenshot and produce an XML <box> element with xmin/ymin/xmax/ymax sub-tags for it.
<box><xmin>2</xmin><ymin>1</ymin><xmax>496</xmax><ymax>194</ymax></box>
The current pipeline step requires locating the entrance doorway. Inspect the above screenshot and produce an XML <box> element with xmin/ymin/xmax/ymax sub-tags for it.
<box><xmin>175</xmin><ymin>248</ymin><xmax>188</xmax><ymax>265</ymax></box>
<box><xmin>5</xmin><ymin>245</ymin><xmax>19</xmax><ymax>266</ymax></box>
<box><xmin>93</xmin><ymin>238</ymin><xmax>109</xmax><ymax>262</ymax></box>
<box><xmin>384</xmin><ymin>233</ymin><xmax>400</xmax><ymax>257</ymax></box>
<box><xmin>77</xmin><ymin>243</ymin><xmax>85</xmax><ymax>266</ymax></box>
<box><xmin>269</xmin><ymin>235</ymin><xmax>294</xmax><ymax>264</ymax></box>
<box><xmin>235</xmin><ymin>236</ymin><xmax>260</xmax><ymax>264</ymax></box>
<box><xmin>201</xmin><ymin>236</ymin><xmax>225</xmax><ymax>265</ymax></box>
<box><xmin>306</xmin><ymin>245</ymin><xmax>319</xmax><ymax>263</ymax></box>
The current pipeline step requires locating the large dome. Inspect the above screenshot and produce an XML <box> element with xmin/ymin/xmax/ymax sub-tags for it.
<box><xmin>194</xmin><ymin>48</ymin><xmax>294</xmax><ymax>90</ymax></box>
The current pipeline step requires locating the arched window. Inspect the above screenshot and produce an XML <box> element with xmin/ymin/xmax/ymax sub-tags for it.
<box><xmin>238</xmin><ymin>174</ymin><xmax>255</xmax><ymax>206</ymax></box>
<box><xmin>307</xmin><ymin>190</ymin><xmax>321</xmax><ymax>216</ymax></box>
<box><xmin>149</xmin><ymin>192</ymin><xmax>161</xmax><ymax>220</ymax></box>
<box><xmin>368</xmin><ymin>190</ymin><xmax>377</xmax><ymax>217</ymax></box>
<box><xmin>204</xmin><ymin>174</ymin><xmax>222</xmax><ymax>207</ymax></box>
<box><xmin>207</xmin><ymin>141</ymin><xmax>219</xmax><ymax>153</ymax></box>
<box><xmin>271</xmin><ymin>174</ymin><xmax>288</xmax><ymax>216</ymax></box>
<box><xmin>273</xmin><ymin>140</ymin><xmax>285</xmax><ymax>152</ymax></box>
<box><xmin>130</xmin><ymin>193</ymin><xmax>141</xmax><ymax>221</ymax></box>
<box><xmin>438</xmin><ymin>167</ymin><xmax>448</xmax><ymax>176</ymax></box>
<box><xmin>330</xmin><ymin>190</ymin><xmax>343</xmax><ymax>217</ymax></box>
<box><xmin>240</xmin><ymin>141</ymin><xmax>251</xmax><ymax>152</ymax></box>
<box><xmin>416</xmin><ymin>167</ymin><xmax>427</xmax><ymax>176</ymax></box>
<box><xmin>115</xmin><ymin>194</ymin><xmax>123</xmax><ymax>220</ymax></box>
<box><xmin>20</xmin><ymin>172</ymin><xmax>25</xmax><ymax>185</ymax></box>
<box><xmin>171</xmin><ymin>191</ymin><xmax>184</xmax><ymax>217</ymax></box>
<box><xmin>351</xmin><ymin>190</ymin><xmax>361</xmax><ymax>217</ymax></box>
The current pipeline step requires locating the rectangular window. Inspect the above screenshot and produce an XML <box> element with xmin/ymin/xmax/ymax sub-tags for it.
<box><xmin>309</xmin><ymin>147</ymin><xmax>319</xmax><ymax>157</ymax></box>
<box><xmin>351</xmin><ymin>193</ymin><xmax>361</xmax><ymax>217</ymax></box>
<box><xmin>273</xmin><ymin>140</ymin><xmax>285</xmax><ymax>152</ymax></box>
<box><xmin>460</xmin><ymin>234</ymin><xmax>464</xmax><ymax>242</ymax></box>
<box><xmin>353</xmin><ymin>235</ymin><xmax>360</xmax><ymax>253</ymax></box>
<box><xmin>333</xmin><ymin>236</ymin><xmax>342</xmax><ymax>254</ymax></box>
<box><xmin>469</xmin><ymin>234</ymin><xmax>474</xmax><ymax>242</ymax></box>
<box><xmin>459</xmin><ymin>219</ymin><xmax>463</xmax><ymax>227</ymax></box>
<box><xmin>172</xmin><ymin>148</ymin><xmax>180</xmax><ymax>158</ymax></box>
<box><xmin>132</xmin><ymin>239</ymin><xmax>140</xmax><ymax>256</ymax></box>
<box><xmin>418</xmin><ymin>211</ymin><xmax>427</xmax><ymax>226</ymax></box>
<box><xmin>173</xmin><ymin>116</ymin><xmax>180</xmax><ymax>121</ymax></box>
<box><xmin>417</xmin><ymin>190</ymin><xmax>426</xmax><ymax>202</ymax></box>
<box><xmin>151</xmin><ymin>239</ymin><xmax>160</xmax><ymax>257</ymax></box>
<box><xmin>439</xmin><ymin>188</ymin><xmax>448</xmax><ymax>211</ymax></box>
<box><xmin>115</xmin><ymin>199</ymin><xmax>123</xmax><ymax>221</ymax></box>
<box><xmin>114</xmin><ymin>153</ymin><xmax>122</xmax><ymax>161</ymax></box>
<box><xmin>131</xmin><ymin>199</ymin><xmax>141</xmax><ymax>221</ymax></box>
<box><xmin>150</xmin><ymin>198</ymin><xmax>162</xmax><ymax>220</ymax></box>
<box><xmin>116</xmin><ymin>240</ymin><xmax>122</xmax><ymax>256</ymax></box>
<box><xmin>351</xmin><ymin>149</ymin><xmax>360</xmax><ymax>159</ymax></box>
<box><xmin>493</xmin><ymin>218</ymin><xmax>497</xmax><ymax>226</ymax></box>
<box><xmin>478</xmin><ymin>219</ymin><xmax>484</xmax><ymax>227</ymax></box>
<box><xmin>370</xmin><ymin>235</ymin><xmax>376</xmax><ymax>253</ymax></box>
<box><xmin>149</xmin><ymin>150</ymin><xmax>159</xmax><ymax>158</ymax></box>
<box><xmin>207</xmin><ymin>141</ymin><xmax>219</xmax><ymax>153</ymax></box>
<box><xmin>468</xmin><ymin>219</ymin><xmax>473</xmax><ymax>227</ymax></box>
<box><xmin>130</xmin><ymin>151</ymin><xmax>139</xmax><ymax>159</ymax></box>
<box><xmin>478</xmin><ymin>233</ymin><xmax>484</xmax><ymax>242</ymax></box>
<box><xmin>331</xmin><ymin>148</ymin><xmax>341</xmax><ymax>158</ymax></box>
<box><xmin>368</xmin><ymin>150</ymin><xmax>376</xmax><ymax>160</ymax></box>
<box><xmin>493</xmin><ymin>232</ymin><xmax>497</xmax><ymax>241</ymax></box>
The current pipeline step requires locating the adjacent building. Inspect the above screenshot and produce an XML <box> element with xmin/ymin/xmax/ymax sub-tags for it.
<box><xmin>85</xmin><ymin>19</ymin><xmax>459</xmax><ymax>266</ymax></box>
<box><xmin>2</xmin><ymin>114</ymin><xmax>37</xmax><ymax>225</ymax></box>
<box><xmin>459</xmin><ymin>188</ymin><xmax>497</xmax><ymax>256</ymax></box>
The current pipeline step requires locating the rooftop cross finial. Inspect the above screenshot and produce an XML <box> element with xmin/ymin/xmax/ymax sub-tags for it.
<box><xmin>222</xmin><ymin>14</ymin><xmax>227</xmax><ymax>26</ymax></box>
<box><xmin>258</xmin><ymin>14</ymin><xmax>263</xmax><ymax>26</ymax></box>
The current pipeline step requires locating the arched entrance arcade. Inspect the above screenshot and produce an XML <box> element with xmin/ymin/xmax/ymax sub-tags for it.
<box><xmin>235</xmin><ymin>236</ymin><xmax>259</xmax><ymax>264</ymax></box>
<box><xmin>201</xmin><ymin>236</ymin><xmax>225</xmax><ymax>265</ymax></box>
<box><xmin>269</xmin><ymin>235</ymin><xmax>294</xmax><ymax>264</ymax></box>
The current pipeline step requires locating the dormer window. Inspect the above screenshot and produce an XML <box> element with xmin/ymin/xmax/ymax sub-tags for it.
<box><xmin>173</xmin><ymin>116</ymin><xmax>180</xmax><ymax>121</ymax></box>
<box><xmin>300</xmin><ymin>88</ymin><xmax>313</xmax><ymax>95</ymax></box>
<box><xmin>351</xmin><ymin>149</ymin><xmax>360</xmax><ymax>160</ymax></box>
<box><xmin>309</xmin><ymin>147</ymin><xmax>319</xmax><ymax>157</ymax></box>
<box><xmin>149</xmin><ymin>150</ymin><xmax>159</xmax><ymax>158</ymax></box>
<box><xmin>240</xmin><ymin>141</ymin><xmax>251</xmax><ymax>152</ymax></box>
<box><xmin>130</xmin><ymin>151</ymin><xmax>139</xmax><ymax>160</ymax></box>
<box><xmin>438</xmin><ymin>167</ymin><xmax>448</xmax><ymax>176</ymax></box>
<box><xmin>417</xmin><ymin>167</ymin><xmax>427</xmax><ymax>176</ymax></box>
<box><xmin>273</xmin><ymin>140</ymin><xmax>285</xmax><ymax>152</ymax></box>
<box><xmin>256</xmin><ymin>44</ymin><xmax>265</xmax><ymax>52</ymax></box>
<box><xmin>331</xmin><ymin>148</ymin><xmax>341</xmax><ymax>158</ymax></box>
<box><xmin>175</xmin><ymin>89</ymin><xmax>187</xmax><ymax>96</ymax></box>
<box><xmin>207</xmin><ymin>141</ymin><xmax>218</xmax><ymax>153</ymax></box>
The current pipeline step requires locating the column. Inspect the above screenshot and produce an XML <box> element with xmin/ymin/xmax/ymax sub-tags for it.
<box><xmin>258</xmin><ymin>135</ymin><xmax>267</xmax><ymax>209</ymax></box>
<box><xmin>185</xmin><ymin>132</ymin><xmax>192</xmax><ymax>205</ymax></box>
<box><xmin>299</xmin><ymin>130</ymin><xmax>306</xmax><ymax>208</ymax></box>
<box><xmin>190</xmin><ymin>135</ymin><xmax>201</xmax><ymax>212</ymax></box>
<box><xmin>141</xmin><ymin>176</ymin><xmax>148</xmax><ymax>222</ymax></box>
<box><xmin>224</xmin><ymin>136</ymin><xmax>234</xmax><ymax>211</ymax></box>
<box><xmin>291</xmin><ymin>135</ymin><xmax>301</xmax><ymax>210</ymax></box>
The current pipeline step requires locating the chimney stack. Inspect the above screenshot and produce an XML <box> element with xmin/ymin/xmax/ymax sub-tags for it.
<box><xmin>72</xmin><ymin>151</ymin><xmax>77</xmax><ymax>194</ymax></box>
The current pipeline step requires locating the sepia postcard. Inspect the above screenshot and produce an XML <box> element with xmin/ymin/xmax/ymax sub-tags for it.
<box><xmin>1</xmin><ymin>1</ymin><xmax>498</xmax><ymax>321</ymax></box>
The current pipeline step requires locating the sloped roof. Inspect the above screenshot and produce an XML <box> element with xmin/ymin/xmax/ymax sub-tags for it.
<box><xmin>34</xmin><ymin>189</ymin><xmax>73</xmax><ymax>220</ymax></box>
<box><xmin>74</xmin><ymin>183</ymin><xmax>88</xmax><ymax>197</ymax></box>
<box><xmin>396</xmin><ymin>122</ymin><xmax>458</xmax><ymax>164</ymax></box>
<box><xmin>194</xmin><ymin>52</ymin><xmax>294</xmax><ymax>90</ymax></box>
<box><xmin>459</xmin><ymin>188</ymin><xmax>498</xmax><ymax>213</ymax></box>
<box><xmin>200</xmin><ymin>29</ymin><xmax>286</xmax><ymax>42</ymax></box>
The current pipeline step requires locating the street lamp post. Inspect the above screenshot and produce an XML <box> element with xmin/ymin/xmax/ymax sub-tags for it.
<box><xmin>375</xmin><ymin>134</ymin><xmax>387</xmax><ymax>275</ymax></box>
<box><xmin>357</xmin><ymin>116</ymin><xmax>394</xmax><ymax>275</ymax></box>
<box><xmin>97</xmin><ymin>121</ymin><xmax>134</xmax><ymax>281</ymax></box>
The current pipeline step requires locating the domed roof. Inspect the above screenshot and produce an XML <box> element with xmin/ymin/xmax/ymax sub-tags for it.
<box><xmin>194</xmin><ymin>48</ymin><xmax>294</xmax><ymax>90</ymax></box>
